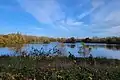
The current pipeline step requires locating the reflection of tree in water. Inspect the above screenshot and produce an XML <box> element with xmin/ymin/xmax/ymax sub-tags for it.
<box><xmin>86</xmin><ymin>44</ymin><xmax>120</xmax><ymax>51</ymax></box>
<box><xmin>106</xmin><ymin>45</ymin><xmax>120</xmax><ymax>50</ymax></box>
<box><xmin>67</xmin><ymin>44</ymin><xmax>76</xmax><ymax>48</ymax></box>
<box><xmin>8</xmin><ymin>44</ymin><xmax>24</xmax><ymax>55</ymax></box>
<box><xmin>0</xmin><ymin>45</ymin><xmax>6</xmax><ymax>48</ymax></box>
<box><xmin>86</xmin><ymin>44</ymin><xmax>105</xmax><ymax>49</ymax></box>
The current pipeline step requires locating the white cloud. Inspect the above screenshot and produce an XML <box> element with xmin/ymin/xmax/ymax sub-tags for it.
<box><xmin>59</xmin><ymin>25</ymin><xmax>69</xmax><ymax>31</ymax></box>
<box><xmin>78</xmin><ymin>8</ymin><xmax>95</xmax><ymax>20</ymax></box>
<box><xmin>66</xmin><ymin>19</ymin><xmax>83</xmax><ymax>26</ymax></box>
<box><xmin>17</xmin><ymin>0</ymin><xmax>120</xmax><ymax>37</ymax></box>
<box><xmin>17</xmin><ymin>0</ymin><xmax>93</xmax><ymax>34</ymax></box>
<box><xmin>17</xmin><ymin>0</ymin><xmax>65</xmax><ymax>24</ymax></box>
<box><xmin>99</xmin><ymin>26</ymin><xmax>120</xmax><ymax>36</ymax></box>
<box><xmin>89</xmin><ymin>0</ymin><xmax>120</xmax><ymax>36</ymax></box>
<box><xmin>105</xmin><ymin>11</ymin><xmax>120</xmax><ymax>22</ymax></box>
<box><xmin>92</xmin><ymin>0</ymin><xmax>105</xmax><ymax>9</ymax></box>
<box><xmin>17</xmin><ymin>0</ymin><xmax>74</xmax><ymax>32</ymax></box>
<box><xmin>77</xmin><ymin>0</ymin><xmax>103</xmax><ymax>21</ymax></box>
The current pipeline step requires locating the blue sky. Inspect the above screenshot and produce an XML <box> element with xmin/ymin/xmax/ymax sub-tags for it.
<box><xmin>0</xmin><ymin>0</ymin><xmax>120</xmax><ymax>37</ymax></box>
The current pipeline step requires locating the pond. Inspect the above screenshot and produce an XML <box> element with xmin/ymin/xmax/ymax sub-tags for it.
<box><xmin>0</xmin><ymin>42</ymin><xmax>120</xmax><ymax>59</ymax></box>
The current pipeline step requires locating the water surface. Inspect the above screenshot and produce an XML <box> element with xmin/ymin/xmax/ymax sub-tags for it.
<box><xmin>0</xmin><ymin>42</ymin><xmax>120</xmax><ymax>59</ymax></box>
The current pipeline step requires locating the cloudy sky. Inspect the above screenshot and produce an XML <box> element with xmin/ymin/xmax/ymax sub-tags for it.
<box><xmin>0</xmin><ymin>0</ymin><xmax>120</xmax><ymax>37</ymax></box>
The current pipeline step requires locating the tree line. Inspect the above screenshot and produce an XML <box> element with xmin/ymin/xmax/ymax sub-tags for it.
<box><xmin>80</xmin><ymin>37</ymin><xmax>120</xmax><ymax>44</ymax></box>
<box><xmin>0</xmin><ymin>33</ymin><xmax>66</xmax><ymax>46</ymax></box>
<box><xmin>65</xmin><ymin>37</ymin><xmax>120</xmax><ymax>44</ymax></box>
<box><xmin>0</xmin><ymin>33</ymin><xmax>120</xmax><ymax>46</ymax></box>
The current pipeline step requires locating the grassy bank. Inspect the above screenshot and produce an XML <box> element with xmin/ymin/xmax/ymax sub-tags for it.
<box><xmin>0</xmin><ymin>56</ymin><xmax>120</xmax><ymax>80</ymax></box>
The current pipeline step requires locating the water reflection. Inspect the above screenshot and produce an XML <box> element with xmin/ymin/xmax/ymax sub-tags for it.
<box><xmin>67</xmin><ymin>44</ymin><xmax>76</xmax><ymax>48</ymax></box>
<box><xmin>7</xmin><ymin>44</ymin><xmax>24</xmax><ymax>55</ymax></box>
<box><xmin>86</xmin><ymin>44</ymin><xmax>120</xmax><ymax>51</ymax></box>
<box><xmin>106</xmin><ymin>45</ymin><xmax>120</xmax><ymax>50</ymax></box>
<box><xmin>53</xmin><ymin>43</ymin><xmax>68</xmax><ymax>56</ymax></box>
<box><xmin>78</xmin><ymin>46</ymin><xmax>91</xmax><ymax>57</ymax></box>
<box><xmin>0</xmin><ymin>42</ymin><xmax>120</xmax><ymax>59</ymax></box>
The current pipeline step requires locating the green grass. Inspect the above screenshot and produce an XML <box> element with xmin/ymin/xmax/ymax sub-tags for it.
<box><xmin>0</xmin><ymin>56</ymin><xmax>120</xmax><ymax>80</ymax></box>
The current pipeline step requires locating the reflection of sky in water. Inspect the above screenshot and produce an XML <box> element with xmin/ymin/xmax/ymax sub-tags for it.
<box><xmin>0</xmin><ymin>42</ymin><xmax>120</xmax><ymax>59</ymax></box>
<box><xmin>0</xmin><ymin>47</ymin><xmax>14</xmax><ymax>56</ymax></box>
<box><xmin>91</xmin><ymin>48</ymin><xmax>120</xmax><ymax>59</ymax></box>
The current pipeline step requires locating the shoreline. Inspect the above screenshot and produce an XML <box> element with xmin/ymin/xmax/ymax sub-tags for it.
<box><xmin>0</xmin><ymin>56</ymin><xmax>120</xmax><ymax>79</ymax></box>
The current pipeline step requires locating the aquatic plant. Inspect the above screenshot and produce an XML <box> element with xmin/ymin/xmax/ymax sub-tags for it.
<box><xmin>78</xmin><ymin>42</ymin><xmax>92</xmax><ymax>57</ymax></box>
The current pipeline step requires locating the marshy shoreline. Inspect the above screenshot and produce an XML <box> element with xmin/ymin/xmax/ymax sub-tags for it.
<box><xmin>0</xmin><ymin>55</ymin><xmax>120</xmax><ymax>80</ymax></box>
